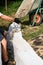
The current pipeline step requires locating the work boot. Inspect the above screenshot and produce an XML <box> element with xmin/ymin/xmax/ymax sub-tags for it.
<box><xmin>7</xmin><ymin>60</ymin><xmax>16</xmax><ymax>65</ymax></box>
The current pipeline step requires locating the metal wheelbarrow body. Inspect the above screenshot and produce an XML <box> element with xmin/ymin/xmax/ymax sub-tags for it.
<box><xmin>15</xmin><ymin>0</ymin><xmax>43</xmax><ymax>26</ymax></box>
<box><xmin>29</xmin><ymin>0</ymin><xmax>43</xmax><ymax>26</ymax></box>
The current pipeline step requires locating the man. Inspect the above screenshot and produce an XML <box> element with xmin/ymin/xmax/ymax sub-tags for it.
<box><xmin>0</xmin><ymin>12</ymin><xmax>16</xmax><ymax>65</ymax></box>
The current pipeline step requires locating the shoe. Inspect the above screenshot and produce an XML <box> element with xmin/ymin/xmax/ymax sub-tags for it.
<box><xmin>7</xmin><ymin>60</ymin><xmax>16</xmax><ymax>65</ymax></box>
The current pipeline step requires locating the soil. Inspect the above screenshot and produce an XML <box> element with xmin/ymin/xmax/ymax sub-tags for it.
<box><xmin>28</xmin><ymin>34</ymin><xmax>43</xmax><ymax>59</ymax></box>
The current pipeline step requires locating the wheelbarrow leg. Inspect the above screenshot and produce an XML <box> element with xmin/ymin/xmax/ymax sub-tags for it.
<box><xmin>32</xmin><ymin>8</ymin><xmax>39</xmax><ymax>26</ymax></box>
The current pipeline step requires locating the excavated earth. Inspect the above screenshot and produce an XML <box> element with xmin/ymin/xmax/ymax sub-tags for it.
<box><xmin>29</xmin><ymin>34</ymin><xmax>43</xmax><ymax>59</ymax></box>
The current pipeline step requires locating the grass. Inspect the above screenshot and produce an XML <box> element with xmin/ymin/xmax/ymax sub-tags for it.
<box><xmin>22</xmin><ymin>23</ymin><xmax>43</xmax><ymax>41</ymax></box>
<box><xmin>0</xmin><ymin>0</ymin><xmax>22</xmax><ymax>15</ymax></box>
<box><xmin>0</xmin><ymin>0</ymin><xmax>43</xmax><ymax>41</ymax></box>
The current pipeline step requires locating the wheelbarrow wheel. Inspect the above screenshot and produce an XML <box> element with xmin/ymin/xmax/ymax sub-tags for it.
<box><xmin>31</xmin><ymin>14</ymin><xmax>42</xmax><ymax>26</ymax></box>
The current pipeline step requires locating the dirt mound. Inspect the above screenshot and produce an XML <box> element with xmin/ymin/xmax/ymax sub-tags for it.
<box><xmin>29</xmin><ymin>34</ymin><xmax>43</xmax><ymax>59</ymax></box>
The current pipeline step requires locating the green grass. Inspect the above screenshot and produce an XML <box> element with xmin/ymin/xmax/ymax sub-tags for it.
<box><xmin>0</xmin><ymin>0</ymin><xmax>22</xmax><ymax>15</ymax></box>
<box><xmin>22</xmin><ymin>23</ymin><xmax>43</xmax><ymax>41</ymax></box>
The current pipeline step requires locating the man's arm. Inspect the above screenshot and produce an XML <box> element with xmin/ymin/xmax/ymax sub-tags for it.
<box><xmin>0</xmin><ymin>13</ymin><xmax>14</xmax><ymax>22</ymax></box>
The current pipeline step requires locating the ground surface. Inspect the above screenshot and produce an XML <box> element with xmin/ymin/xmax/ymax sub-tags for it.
<box><xmin>28</xmin><ymin>34</ymin><xmax>43</xmax><ymax>59</ymax></box>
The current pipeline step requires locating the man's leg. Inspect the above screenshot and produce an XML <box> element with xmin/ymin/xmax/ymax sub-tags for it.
<box><xmin>7</xmin><ymin>40</ymin><xmax>16</xmax><ymax>65</ymax></box>
<box><xmin>2</xmin><ymin>38</ymin><xmax>8</xmax><ymax>62</ymax></box>
<box><xmin>7</xmin><ymin>40</ymin><xmax>14</xmax><ymax>61</ymax></box>
<box><xmin>0</xmin><ymin>33</ymin><xmax>9</xmax><ymax>65</ymax></box>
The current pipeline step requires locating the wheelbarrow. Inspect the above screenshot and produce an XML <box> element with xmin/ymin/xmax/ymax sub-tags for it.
<box><xmin>29</xmin><ymin>0</ymin><xmax>43</xmax><ymax>26</ymax></box>
<box><xmin>15</xmin><ymin>0</ymin><xmax>43</xmax><ymax>26</ymax></box>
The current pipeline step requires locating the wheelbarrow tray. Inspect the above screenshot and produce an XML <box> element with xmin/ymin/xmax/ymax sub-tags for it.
<box><xmin>15</xmin><ymin>0</ymin><xmax>42</xmax><ymax>18</ymax></box>
<box><xmin>30</xmin><ymin>0</ymin><xmax>42</xmax><ymax>11</ymax></box>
